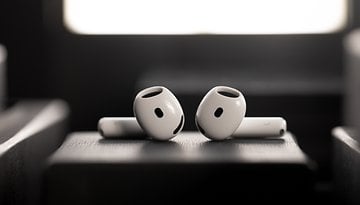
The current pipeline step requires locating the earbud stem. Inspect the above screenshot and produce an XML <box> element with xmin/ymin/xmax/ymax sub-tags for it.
<box><xmin>232</xmin><ymin>117</ymin><xmax>287</xmax><ymax>137</ymax></box>
<box><xmin>98</xmin><ymin>117</ymin><xmax>144</xmax><ymax>138</ymax></box>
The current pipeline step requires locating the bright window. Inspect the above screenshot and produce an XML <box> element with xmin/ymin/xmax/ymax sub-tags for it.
<box><xmin>64</xmin><ymin>0</ymin><xmax>347</xmax><ymax>35</ymax></box>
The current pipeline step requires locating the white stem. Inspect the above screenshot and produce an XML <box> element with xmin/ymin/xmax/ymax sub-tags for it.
<box><xmin>98</xmin><ymin>117</ymin><xmax>287</xmax><ymax>138</ymax></box>
<box><xmin>232</xmin><ymin>117</ymin><xmax>287</xmax><ymax>137</ymax></box>
<box><xmin>98</xmin><ymin>117</ymin><xmax>143</xmax><ymax>138</ymax></box>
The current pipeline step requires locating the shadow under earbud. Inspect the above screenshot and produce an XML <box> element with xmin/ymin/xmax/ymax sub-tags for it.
<box><xmin>140</xmin><ymin>140</ymin><xmax>183</xmax><ymax>161</ymax></box>
<box><xmin>198</xmin><ymin>139</ymin><xmax>241</xmax><ymax>161</ymax></box>
<box><xmin>98</xmin><ymin>137</ymin><xmax>184</xmax><ymax>162</ymax></box>
<box><xmin>98</xmin><ymin>138</ymin><xmax>145</xmax><ymax>144</ymax></box>
<box><xmin>98</xmin><ymin>132</ymin><xmax>148</xmax><ymax>141</ymax></box>
<box><xmin>229</xmin><ymin>137</ymin><xmax>285</xmax><ymax>144</ymax></box>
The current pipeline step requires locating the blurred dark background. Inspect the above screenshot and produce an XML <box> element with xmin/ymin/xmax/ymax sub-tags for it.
<box><xmin>0</xmin><ymin>0</ymin><xmax>359</xmax><ymax>186</ymax></box>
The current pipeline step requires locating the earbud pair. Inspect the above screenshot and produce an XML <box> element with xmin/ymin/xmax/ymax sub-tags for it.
<box><xmin>98</xmin><ymin>86</ymin><xmax>286</xmax><ymax>141</ymax></box>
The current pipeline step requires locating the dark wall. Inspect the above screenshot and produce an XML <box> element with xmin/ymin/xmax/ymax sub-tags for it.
<box><xmin>43</xmin><ymin>35</ymin><xmax>345</xmax><ymax>130</ymax></box>
<box><xmin>350</xmin><ymin>0</ymin><xmax>360</xmax><ymax>28</ymax></box>
<box><xmin>0</xmin><ymin>0</ymin><xmax>45</xmax><ymax>99</ymax></box>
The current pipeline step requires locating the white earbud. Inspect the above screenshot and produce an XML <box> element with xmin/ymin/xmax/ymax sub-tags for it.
<box><xmin>133</xmin><ymin>86</ymin><xmax>184</xmax><ymax>140</ymax></box>
<box><xmin>195</xmin><ymin>86</ymin><xmax>246</xmax><ymax>140</ymax></box>
<box><xmin>98</xmin><ymin>86</ymin><xmax>185</xmax><ymax>140</ymax></box>
<box><xmin>195</xmin><ymin>86</ymin><xmax>287</xmax><ymax>140</ymax></box>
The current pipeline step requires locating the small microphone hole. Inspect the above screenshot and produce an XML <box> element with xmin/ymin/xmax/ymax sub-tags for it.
<box><xmin>214</xmin><ymin>107</ymin><xmax>223</xmax><ymax>118</ymax></box>
<box><xmin>154</xmin><ymin>108</ymin><xmax>164</xmax><ymax>118</ymax></box>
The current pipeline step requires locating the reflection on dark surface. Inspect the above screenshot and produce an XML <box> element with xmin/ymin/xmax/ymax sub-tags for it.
<box><xmin>98</xmin><ymin>138</ymin><xmax>146</xmax><ymax>144</ymax></box>
<box><xmin>140</xmin><ymin>140</ymin><xmax>183</xmax><ymax>160</ymax></box>
<box><xmin>97</xmin><ymin>138</ymin><xmax>183</xmax><ymax>162</ymax></box>
<box><xmin>199</xmin><ymin>137</ymin><xmax>285</xmax><ymax>152</ymax></box>
<box><xmin>198</xmin><ymin>137</ymin><xmax>289</xmax><ymax>162</ymax></box>
<box><xmin>227</xmin><ymin>137</ymin><xmax>285</xmax><ymax>144</ymax></box>
<box><xmin>95</xmin><ymin>132</ymin><xmax>297</xmax><ymax>163</ymax></box>
<box><xmin>198</xmin><ymin>139</ymin><xmax>241</xmax><ymax>161</ymax></box>
<box><xmin>98</xmin><ymin>132</ymin><xmax>147</xmax><ymax>140</ymax></box>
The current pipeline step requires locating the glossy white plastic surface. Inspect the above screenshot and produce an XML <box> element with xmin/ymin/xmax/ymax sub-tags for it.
<box><xmin>133</xmin><ymin>86</ymin><xmax>184</xmax><ymax>140</ymax></box>
<box><xmin>233</xmin><ymin>117</ymin><xmax>287</xmax><ymax>137</ymax></box>
<box><xmin>195</xmin><ymin>86</ymin><xmax>246</xmax><ymax>140</ymax></box>
<box><xmin>98</xmin><ymin>117</ymin><xmax>143</xmax><ymax>138</ymax></box>
<box><xmin>98</xmin><ymin>116</ymin><xmax>286</xmax><ymax>139</ymax></box>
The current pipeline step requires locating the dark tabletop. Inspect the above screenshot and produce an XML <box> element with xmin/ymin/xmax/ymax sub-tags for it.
<box><xmin>45</xmin><ymin>131</ymin><xmax>315</xmax><ymax>205</ymax></box>
<box><xmin>48</xmin><ymin>131</ymin><xmax>310</xmax><ymax>164</ymax></box>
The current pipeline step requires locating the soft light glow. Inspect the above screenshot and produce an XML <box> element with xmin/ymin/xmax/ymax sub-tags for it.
<box><xmin>0</xmin><ymin>45</ymin><xmax>6</xmax><ymax>63</ymax></box>
<box><xmin>64</xmin><ymin>0</ymin><xmax>347</xmax><ymax>35</ymax></box>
